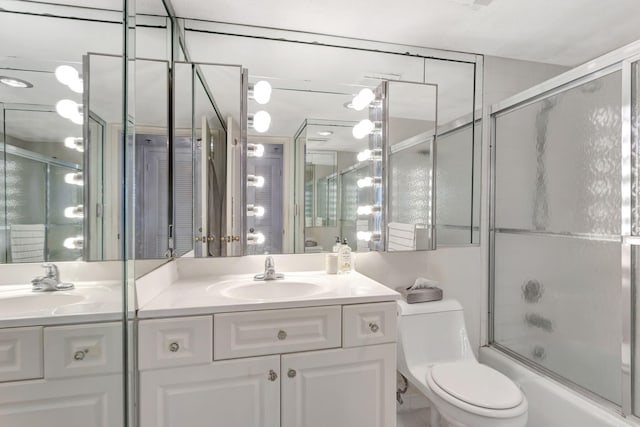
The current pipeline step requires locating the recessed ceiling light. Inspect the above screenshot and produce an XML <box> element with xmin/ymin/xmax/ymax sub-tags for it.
<box><xmin>317</xmin><ymin>130</ymin><xmax>333</xmax><ymax>136</ymax></box>
<box><xmin>0</xmin><ymin>76</ymin><xmax>33</xmax><ymax>88</ymax></box>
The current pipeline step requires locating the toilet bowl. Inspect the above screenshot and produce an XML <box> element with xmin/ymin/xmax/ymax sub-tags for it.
<box><xmin>397</xmin><ymin>299</ymin><xmax>527</xmax><ymax>427</ymax></box>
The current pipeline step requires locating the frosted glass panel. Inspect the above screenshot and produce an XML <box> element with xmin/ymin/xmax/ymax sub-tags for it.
<box><xmin>495</xmin><ymin>71</ymin><xmax>622</xmax><ymax>235</ymax></box>
<box><xmin>494</xmin><ymin>232</ymin><xmax>622</xmax><ymax>404</ymax></box>
<box><xmin>389</xmin><ymin>141</ymin><xmax>431</xmax><ymax>226</ymax></box>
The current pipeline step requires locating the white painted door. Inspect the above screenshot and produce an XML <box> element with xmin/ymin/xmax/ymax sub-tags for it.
<box><xmin>225</xmin><ymin>116</ymin><xmax>242</xmax><ymax>256</ymax></box>
<box><xmin>140</xmin><ymin>355</ymin><xmax>280</xmax><ymax>427</ymax></box>
<box><xmin>281</xmin><ymin>343</ymin><xmax>396</xmax><ymax>427</ymax></box>
<box><xmin>0</xmin><ymin>374</ymin><xmax>122</xmax><ymax>427</ymax></box>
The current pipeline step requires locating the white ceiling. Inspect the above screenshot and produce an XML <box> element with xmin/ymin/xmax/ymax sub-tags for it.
<box><xmin>170</xmin><ymin>0</ymin><xmax>640</xmax><ymax>67</ymax></box>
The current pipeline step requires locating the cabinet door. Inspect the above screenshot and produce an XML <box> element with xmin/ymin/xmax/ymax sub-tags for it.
<box><xmin>281</xmin><ymin>343</ymin><xmax>396</xmax><ymax>427</ymax></box>
<box><xmin>0</xmin><ymin>374</ymin><xmax>122</xmax><ymax>427</ymax></box>
<box><xmin>140</xmin><ymin>355</ymin><xmax>280</xmax><ymax>427</ymax></box>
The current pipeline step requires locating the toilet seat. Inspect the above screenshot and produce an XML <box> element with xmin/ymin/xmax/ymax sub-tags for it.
<box><xmin>428</xmin><ymin>361</ymin><xmax>523</xmax><ymax>410</ymax></box>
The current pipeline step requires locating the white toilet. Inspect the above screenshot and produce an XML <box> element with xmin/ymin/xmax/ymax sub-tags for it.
<box><xmin>397</xmin><ymin>299</ymin><xmax>528</xmax><ymax>427</ymax></box>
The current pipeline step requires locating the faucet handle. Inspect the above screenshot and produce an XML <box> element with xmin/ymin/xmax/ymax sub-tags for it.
<box><xmin>41</xmin><ymin>263</ymin><xmax>58</xmax><ymax>279</ymax></box>
<box><xmin>265</xmin><ymin>256</ymin><xmax>275</xmax><ymax>269</ymax></box>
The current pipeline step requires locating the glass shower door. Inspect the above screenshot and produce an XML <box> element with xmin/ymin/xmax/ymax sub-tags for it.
<box><xmin>491</xmin><ymin>70</ymin><xmax>623</xmax><ymax>406</ymax></box>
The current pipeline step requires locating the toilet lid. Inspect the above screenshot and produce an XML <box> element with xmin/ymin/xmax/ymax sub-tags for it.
<box><xmin>430</xmin><ymin>362</ymin><xmax>523</xmax><ymax>410</ymax></box>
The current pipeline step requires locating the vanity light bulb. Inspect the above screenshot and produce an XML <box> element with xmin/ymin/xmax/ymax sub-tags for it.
<box><xmin>64</xmin><ymin>205</ymin><xmax>84</xmax><ymax>219</ymax></box>
<box><xmin>357</xmin><ymin>205</ymin><xmax>381</xmax><ymax>216</ymax></box>
<box><xmin>357</xmin><ymin>148</ymin><xmax>381</xmax><ymax>162</ymax></box>
<box><xmin>64</xmin><ymin>172</ymin><xmax>84</xmax><ymax>186</ymax></box>
<box><xmin>247</xmin><ymin>232</ymin><xmax>266</xmax><ymax>245</ymax></box>
<box><xmin>55</xmin><ymin>65</ymin><xmax>79</xmax><ymax>86</ymax></box>
<box><xmin>247</xmin><ymin>143</ymin><xmax>265</xmax><ymax>158</ymax></box>
<box><xmin>352</xmin><ymin>119</ymin><xmax>375</xmax><ymax>139</ymax></box>
<box><xmin>69</xmin><ymin>78</ymin><xmax>84</xmax><ymax>94</ymax></box>
<box><xmin>253</xmin><ymin>80</ymin><xmax>272</xmax><ymax>105</ymax></box>
<box><xmin>63</xmin><ymin>235</ymin><xmax>83</xmax><ymax>250</ymax></box>
<box><xmin>351</xmin><ymin>88</ymin><xmax>376</xmax><ymax>111</ymax></box>
<box><xmin>247</xmin><ymin>204</ymin><xmax>265</xmax><ymax>217</ymax></box>
<box><xmin>247</xmin><ymin>174</ymin><xmax>265</xmax><ymax>188</ymax></box>
<box><xmin>357</xmin><ymin>176</ymin><xmax>381</xmax><ymax>188</ymax></box>
<box><xmin>56</xmin><ymin>99</ymin><xmax>79</xmax><ymax>119</ymax></box>
<box><xmin>252</xmin><ymin>110</ymin><xmax>271</xmax><ymax>133</ymax></box>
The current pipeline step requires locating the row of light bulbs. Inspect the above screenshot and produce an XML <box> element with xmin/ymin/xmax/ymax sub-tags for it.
<box><xmin>351</xmin><ymin>88</ymin><xmax>382</xmax><ymax>243</ymax></box>
<box><xmin>55</xmin><ymin>65</ymin><xmax>83</xmax><ymax>125</ymax></box>
<box><xmin>249</xmin><ymin>81</ymin><xmax>272</xmax><ymax>133</ymax></box>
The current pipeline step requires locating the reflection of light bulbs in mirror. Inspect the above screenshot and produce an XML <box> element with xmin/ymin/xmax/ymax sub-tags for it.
<box><xmin>247</xmin><ymin>204</ymin><xmax>265</xmax><ymax>217</ymax></box>
<box><xmin>357</xmin><ymin>148</ymin><xmax>382</xmax><ymax>162</ymax></box>
<box><xmin>56</xmin><ymin>99</ymin><xmax>79</xmax><ymax>119</ymax></box>
<box><xmin>357</xmin><ymin>205</ymin><xmax>381</xmax><ymax>216</ymax></box>
<box><xmin>64</xmin><ymin>205</ymin><xmax>84</xmax><ymax>219</ymax></box>
<box><xmin>247</xmin><ymin>174</ymin><xmax>265</xmax><ymax>188</ymax></box>
<box><xmin>252</xmin><ymin>80</ymin><xmax>272</xmax><ymax>104</ymax></box>
<box><xmin>70</xmin><ymin>113</ymin><xmax>83</xmax><ymax>125</ymax></box>
<box><xmin>351</xmin><ymin>88</ymin><xmax>376</xmax><ymax>111</ymax></box>
<box><xmin>357</xmin><ymin>231</ymin><xmax>381</xmax><ymax>242</ymax></box>
<box><xmin>247</xmin><ymin>232</ymin><xmax>266</xmax><ymax>245</ymax></box>
<box><xmin>251</xmin><ymin>111</ymin><xmax>271</xmax><ymax>133</ymax></box>
<box><xmin>247</xmin><ymin>143</ymin><xmax>265</xmax><ymax>157</ymax></box>
<box><xmin>357</xmin><ymin>176</ymin><xmax>381</xmax><ymax>188</ymax></box>
<box><xmin>69</xmin><ymin>78</ymin><xmax>83</xmax><ymax>94</ymax></box>
<box><xmin>55</xmin><ymin>65</ymin><xmax>79</xmax><ymax>86</ymax></box>
<box><xmin>352</xmin><ymin>119</ymin><xmax>375</xmax><ymax>139</ymax></box>
<box><xmin>64</xmin><ymin>172</ymin><xmax>84</xmax><ymax>186</ymax></box>
<box><xmin>64</xmin><ymin>137</ymin><xmax>84</xmax><ymax>152</ymax></box>
<box><xmin>63</xmin><ymin>235</ymin><xmax>83</xmax><ymax>249</ymax></box>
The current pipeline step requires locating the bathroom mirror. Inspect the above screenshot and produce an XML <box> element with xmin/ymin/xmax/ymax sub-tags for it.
<box><xmin>177</xmin><ymin>20</ymin><xmax>482</xmax><ymax>255</ymax></box>
<box><xmin>173</xmin><ymin>61</ymin><xmax>243</xmax><ymax>257</ymax></box>
<box><xmin>0</xmin><ymin>3</ymin><xmax>126</xmax><ymax>263</ymax></box>
<box><xmin>386</xmin><ymin>80</ymin><xmax>438</xmax><ymax>251</ymax></box>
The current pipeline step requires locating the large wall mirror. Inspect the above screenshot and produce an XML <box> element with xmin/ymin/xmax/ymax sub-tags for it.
<box><xmin>172</xmin><ymin>20</ymin><xmax>482</xmax><ymax>256</ymax></box>
<box><xmin>0</xmin><ymin>3</ymin><xmax>126</xmax><ymax>264</ymax></box>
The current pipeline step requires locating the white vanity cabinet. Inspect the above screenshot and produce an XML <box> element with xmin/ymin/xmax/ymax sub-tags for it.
<box><xmin>0</xmin><ymin>321</ymin><xmax>123</xmax><ymax>427</ymax></box>
<box><xmin>138</xmin><ymin>301</ymin><xmax>397</xmax><ymax>427</ymax></box>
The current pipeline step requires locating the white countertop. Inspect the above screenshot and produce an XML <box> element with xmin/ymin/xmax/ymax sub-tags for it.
<box><xmin>0</xmin><ymin>281</ymin><xmax>126</xmax><ymax>328</ymax></box>
<box><xmin>138</xmin><ymin>270</ymin><xmax>400</xmax><ymax>319</ymax></box>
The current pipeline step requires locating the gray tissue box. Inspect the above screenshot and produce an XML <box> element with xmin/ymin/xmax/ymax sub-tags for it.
<box><xmin>395</xmin><ymin>286</ymin><xmax>443</xmax><ymax>304</ymax></box>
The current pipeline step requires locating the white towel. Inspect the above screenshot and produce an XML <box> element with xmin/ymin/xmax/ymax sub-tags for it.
<box><xmin>388</xmin><ymin>222</ymin><xmax>416</xmax><ymax>251</ymax></box>
<box><xmin>10</xmin><ymin>224</ymin><xmax>45</xmax><ymax>262</ymax></box>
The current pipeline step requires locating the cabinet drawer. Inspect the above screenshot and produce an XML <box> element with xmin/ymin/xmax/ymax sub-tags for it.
<box><xmin>0</xmin><ymin>326</ymin><xmax>43</xmax><ymax>382</ymax></box>
<box><xmin>44</xmin><ymin>322</ymin><xmax>122</xmax><ymax>379</ymax></box>
<box><xmin>214</xmin><ymin>306</ymin><xmax>341</xmax><ymax>360</ymax></box>
<box><xmin>138</xmin><ymin>316</ymin><xmax>213</xmax><ymax>370</ymax></box>
<box><xmin>343</xmin><ymin>302</ymin><xmax>397</xmax><ymax>348</ymax></box>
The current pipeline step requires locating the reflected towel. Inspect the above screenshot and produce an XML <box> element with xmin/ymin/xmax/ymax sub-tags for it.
<box><xmin>10</xmin><ymin>224</ymin><xmax>45</xmax><ymax>262</ymax></box>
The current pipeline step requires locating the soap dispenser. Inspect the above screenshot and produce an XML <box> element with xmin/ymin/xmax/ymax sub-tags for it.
<box><xmin>332</xmin><ymin>236</ymin><xmax>341</xmax><ymax>253</ymax></box>
<box><xmin>338</xmin><ymin>238</ymin><xmax>353</xmax><ymax>274</ymax></box>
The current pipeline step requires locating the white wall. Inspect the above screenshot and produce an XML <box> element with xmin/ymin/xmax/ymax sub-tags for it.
<box><xmin>357</xmin><ymin>55</ymin><xmax>569</xmax><ymax>354</ymax></box>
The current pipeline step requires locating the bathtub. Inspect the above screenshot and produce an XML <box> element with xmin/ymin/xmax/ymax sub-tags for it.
<box><xmin>479</xmin><ymin>347</ymin><xmax>636</xmax><ymax>427</ymax></box>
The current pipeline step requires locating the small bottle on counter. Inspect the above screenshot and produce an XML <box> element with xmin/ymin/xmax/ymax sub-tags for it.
<box><xmin>338</xmin><ymin>238</ymin><xmax>353</xmax><ymax>274</ymax></box>
<box><xmin>332</xmin><ymin>236</ymin><xmax>341</xmax><ymax>253</ymax></box>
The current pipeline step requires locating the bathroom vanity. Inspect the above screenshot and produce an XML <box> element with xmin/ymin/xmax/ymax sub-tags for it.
<box><xmin>137</xmin><ymin>266</ymin><xmax>400</xmax><ymax>427</ymax></box>
<box><xmin>0</xmin><ymin>280</ymin><xmax>124</xmax><ymax>427</ymax></box>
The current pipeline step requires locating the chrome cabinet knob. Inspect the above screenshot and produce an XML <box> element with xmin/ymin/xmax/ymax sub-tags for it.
<box><xmin>169</xmin><ymin>342</ymin><xmax>180</xmax><ymax>352</ymax></box>
<box><xmin>369</xmin><ymin>322</ymin><xmax>380</xmax><ymax>333</ymax></box>
<box><xmin>74</xmin><ymin>350</ymin><xmax>86</xmax><ymax>361</ymax></box>
<box><xmin>277</xmin><ymin>330</ymin><xmax>287</xmax><ymax>340</ymax></box>
<box><xmin>288</xmin><ymin>369</ymin><xmax>297</xmax><ymax>378</ymax></box>
<box><xmin>268</xmin><ymin>369</ymin><xmax>278</xmax><ymax>382</ymax></box>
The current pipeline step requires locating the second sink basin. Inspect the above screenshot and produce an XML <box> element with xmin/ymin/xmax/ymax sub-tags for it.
<box><xmin>211</xmin><ymin>279</ymin><xmax>326</xmax><ymax>301</ymax></box>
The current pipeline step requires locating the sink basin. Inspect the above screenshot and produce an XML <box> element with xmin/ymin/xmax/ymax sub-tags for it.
<box><xmin>213</xmin><ymin>280</ymin><xmax>325</xmax><ymax>301</ymax></box>
<box><xmin>0</xmin><ymin>293</ymin><xmax>85</xmax><ymax>317</ymax></box>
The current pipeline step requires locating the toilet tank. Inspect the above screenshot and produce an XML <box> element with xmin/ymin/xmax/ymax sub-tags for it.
<box><xmin>397</xmin><ymin>299</ymin><xmax>475</xmax><ymax>375</ymax></box>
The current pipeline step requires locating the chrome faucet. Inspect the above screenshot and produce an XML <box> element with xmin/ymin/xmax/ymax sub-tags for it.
<box><xmin>32</xmin><ymin>263</ymin><xmax>75</xmax><ymax>292</ymax></box>
<box><xmin>254</xmin><ymin>256</ymin><xmax>284</xmax><ymax>281</ymax></box>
